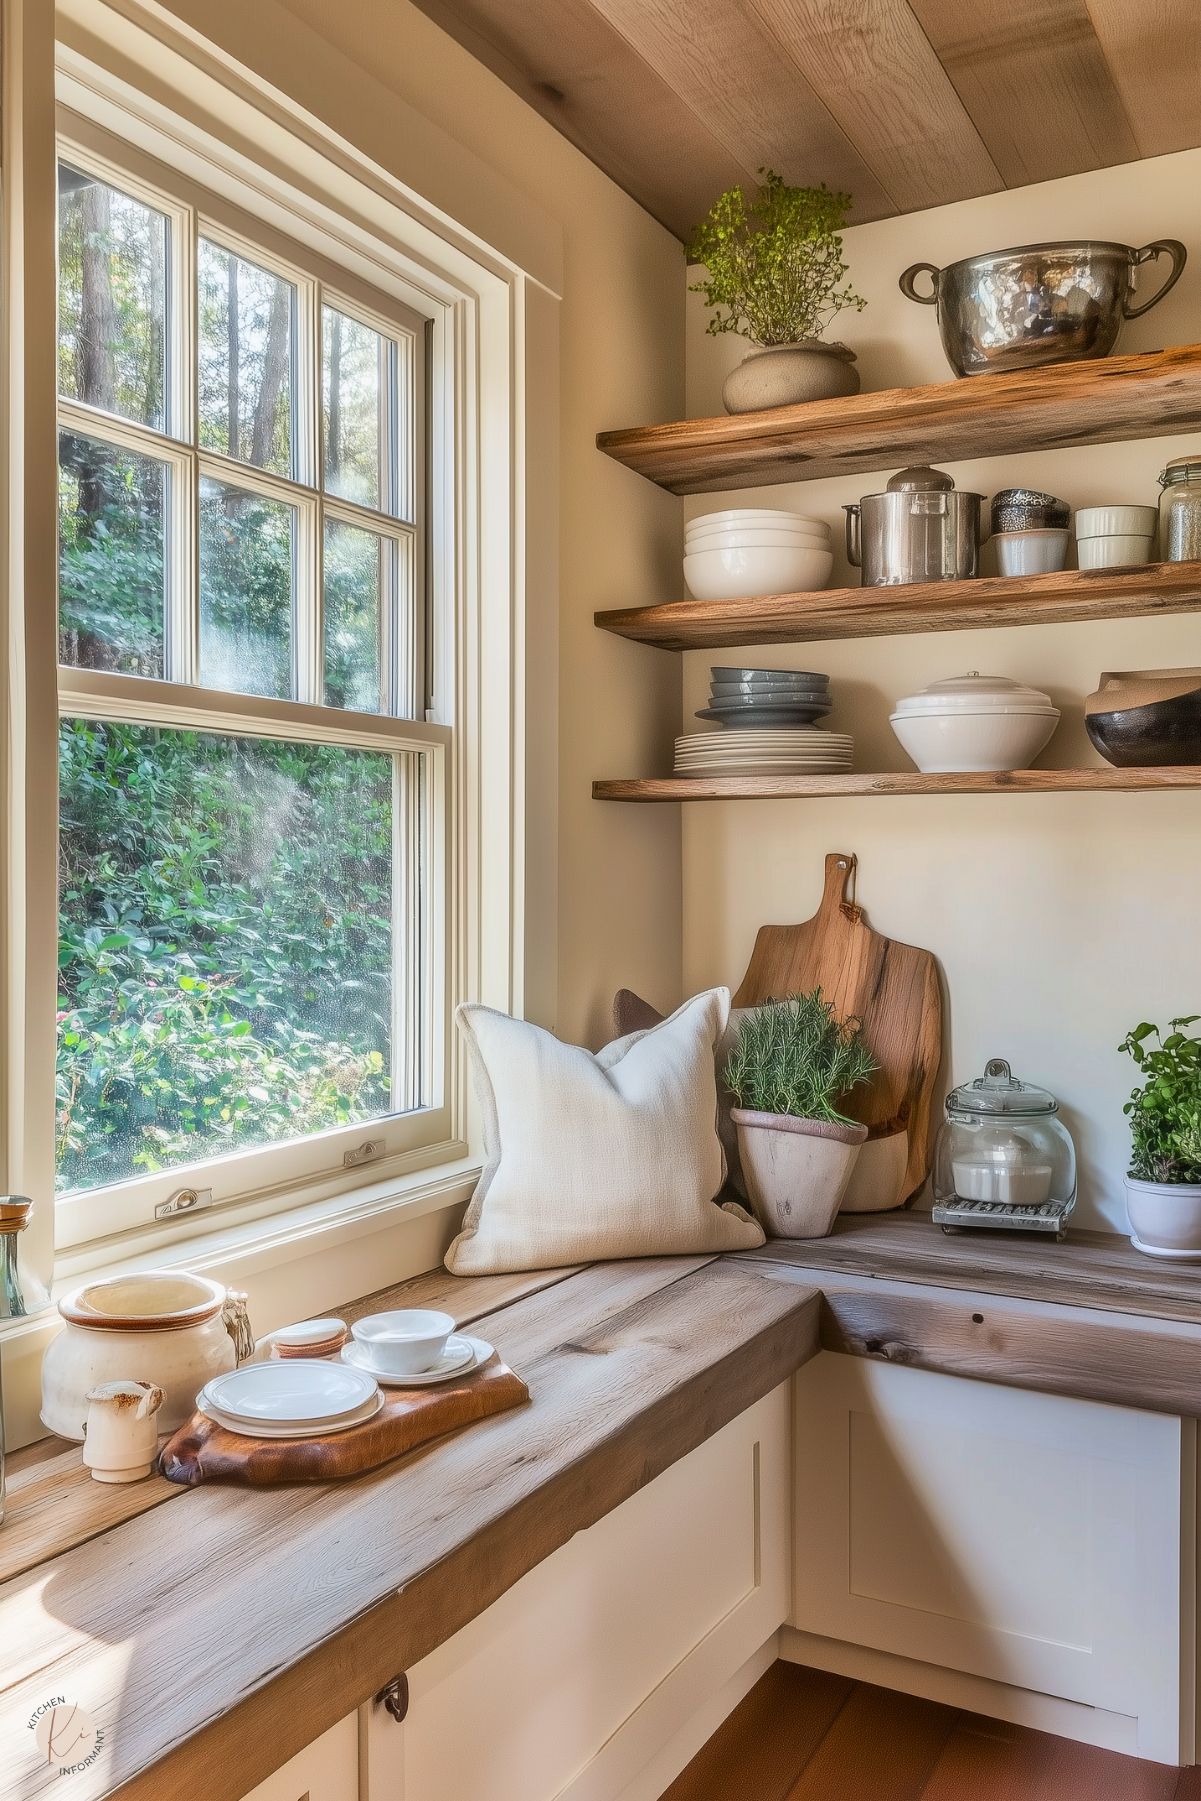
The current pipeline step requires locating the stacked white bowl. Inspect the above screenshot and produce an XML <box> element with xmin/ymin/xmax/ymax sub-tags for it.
<box><xmin>684</xmin><ymin>507</ymin><xmax>833</xmax><ymax>601</ymax></box>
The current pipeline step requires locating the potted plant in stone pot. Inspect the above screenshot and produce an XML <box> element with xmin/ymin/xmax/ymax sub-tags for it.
<box><xmin>688</xmin><ymin>169</ymin><xmax>866</xmax><ymax>414</ymax></box>
<box><xmin>1120</xmin><ymin>1015</ymin><xmax>1201</xmax><ymax>1258</ymax></box>
<box><xmin>725</xmin><ymin>990</ymin><xmax>875</xmax><ymax>1239</ymax></box>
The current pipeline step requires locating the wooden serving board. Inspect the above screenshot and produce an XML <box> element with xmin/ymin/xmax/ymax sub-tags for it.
<box><xmin>159</xmin><ymin>1351</ymin><xmax>529</xmax><ymax>1486</ymax></box>
<box><xmin>733</xmin><ymin>851</ymin><xmax>942</xmax><ymax>1204</ymax></box>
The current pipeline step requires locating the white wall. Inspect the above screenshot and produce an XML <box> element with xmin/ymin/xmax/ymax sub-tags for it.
<box><xmin>156</xmin><ymin>0</ymin><xmax>687</xmax><ymax>1050</ymax></box>
<box><xmin>683</xmin><ymin>150</ymin><xmax>1201</xmax><ymax>1230</ymax></box>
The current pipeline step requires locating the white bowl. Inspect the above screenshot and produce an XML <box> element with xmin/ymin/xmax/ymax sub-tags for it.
<box><xmin>1076</xmin><ymin>534</ymin><xmax>1155</xmax><ymax>569</ymax></box>
<box><xmin>992</xmin><ymin>528</ymin><xmax>1068</xmax><ymax>577</ymax></box>
<box><xmin>351</xmin><ymin>1307</ymin><xmax>456</xmax><ymax>1375</ymax></box>
<box><xmin>689</xmin><ymin>507</ymin><xmax>828</xmax><ymax>533</ymax></box>
<box><xmin>684</xmin><ymin>544</ymin><xmax>833</xmax><ymax>601</ymax></box>
<box><xmin>889</xmin><ymin>708</ymin><xmax>1060</xmax><ymax>773</ymax></box>
<box><xmin>1074</xmin><ymin>505</ymin><xmax>1157</xmax><ymax>538</ymax></box>
<box><xmin>686</xmin><ymin>527</ymin><xmax>831</xmax><ymax>552</ymax></box>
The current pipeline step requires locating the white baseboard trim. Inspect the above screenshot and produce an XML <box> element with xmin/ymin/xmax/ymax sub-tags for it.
<box><xmin>778</xmin><ymin>1627</ymin><xmax>1142</xmax><ymax>1759</ymax></box>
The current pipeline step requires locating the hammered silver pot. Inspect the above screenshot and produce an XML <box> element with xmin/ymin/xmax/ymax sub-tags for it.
<box><xmin>899</xmin><ymin>239</ymin><xmax>1187</xmax><ymax>378</ymax></box>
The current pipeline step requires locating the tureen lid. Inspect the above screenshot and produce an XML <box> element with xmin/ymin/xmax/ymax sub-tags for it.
<box><xmin>892</xmin><ymin>672</ymin><xmax>1058</xmax><ymax>717</ymax></box>
<box><xmin>946</xmin><ymin>1058</ymin><xmax>1059</xmax><ymax>1118</ymax></box>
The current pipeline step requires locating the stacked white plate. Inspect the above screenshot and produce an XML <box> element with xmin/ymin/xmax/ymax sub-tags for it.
<box><xmin>675</xmin><ymin>728</ymin><xmax>853</xmax><ymax>777</ymax></box>
<box><xmin>197</xmin><ymin>1357</ymin><xmax>382</xmax><ymax>1438</ymax></box>
<box><xmin>684</xmin><ymin>508</ymin><xmax>834</xmax><ymax>601</ymax></box>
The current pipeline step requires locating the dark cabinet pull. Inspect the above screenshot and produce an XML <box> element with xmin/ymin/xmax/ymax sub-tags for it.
<box><xmin>376</xmin><ymin>1674</ymin><xmax>409</xmax><ymax>1724</ymax></box>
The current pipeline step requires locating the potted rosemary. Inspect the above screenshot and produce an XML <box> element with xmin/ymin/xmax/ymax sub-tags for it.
<box><xmin>688</xmin><ymin>169</ymin><xmax>866</xmax><ymax>414</ymax></box>
<box><xmin>1120</xmin><ymin>1016</ymin><xmax>1201</xmax><ymax>1257</ymax></box>
<box><xmin>724</xmin><ymin>990</ymin><xmax>875</xmax><ymax>1238</ymax></box>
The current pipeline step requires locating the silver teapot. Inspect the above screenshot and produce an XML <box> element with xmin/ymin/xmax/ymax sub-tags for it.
<box><xmin>844</xmin><ymin>466</ymin><xmax>987</xmax><ymax>588</ymax></box>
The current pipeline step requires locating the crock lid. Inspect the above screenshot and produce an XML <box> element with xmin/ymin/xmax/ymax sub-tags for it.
<box><xmin>892</xmin><ymin>672</ymin><xmax>1057</xmax><ymax>716</ymax></box>
<box><xmin>59</xmin><ymin>1268</ymin><xmax>226</xmax><ymax>1331</ymax></box>
<box><xmin>946</xmin><ymin>1058</ymin><xmax>1059</xmax><ymax>1118</ymax></box>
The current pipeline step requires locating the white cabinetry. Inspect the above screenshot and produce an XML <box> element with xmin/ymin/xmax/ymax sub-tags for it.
<box><xmin>789</xmin><ymin>1352</ymin><xmax>1194</xmax><ymax>1763</ymax></box>
<box><xmin>363</xmin><ymin>1383</ymin><xmax>791</xmax><ymax>1801</ymax></box>
<box><xmin>238</xmin><ymin>1712</ymin><xmax>358</xmax><ymax>1801</ymax></box>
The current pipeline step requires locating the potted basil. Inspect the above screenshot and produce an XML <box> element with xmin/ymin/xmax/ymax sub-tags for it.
<box><xmin>724</xmin><ymin>991</ymin><xmax>874</xmax><ymax>1238</ymax></box>
<box><xmin>1120</xmin><ymin>1016</ymin><xmax>1201</xmax><ymax>1257</ymax></box>
<box><xmin>688</xmin><ymin>170</ymin><xmax>866</xmax><ymax>414</ymax></box>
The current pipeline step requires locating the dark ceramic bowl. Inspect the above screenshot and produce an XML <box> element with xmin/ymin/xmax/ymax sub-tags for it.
<box><xmin>991</xmin><ymin>487</ymin><xmax>1071</xmax><ymax>535</ymax></box>
<box><xmin>1085</xmin><ymin>687</ymin><xmax>1201</xmax><ymax>766</ymax></box>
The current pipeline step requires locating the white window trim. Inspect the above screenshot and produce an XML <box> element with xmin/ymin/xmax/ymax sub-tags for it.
<box><xmin>0</xmin><ymin>0</ymin><xmax>560</xmax><ymax>1345</ymax></box>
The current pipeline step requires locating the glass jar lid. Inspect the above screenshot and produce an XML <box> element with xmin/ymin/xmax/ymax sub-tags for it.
<box><xmin>1159</xmin><ymin>456</ymin><xmax>1201</xmax><ymax>487</ymax></box>
<box><xmin>945</xmin><ymin>1057</ymin><xmax>1059</xmax><ymax>1118</ymax></box>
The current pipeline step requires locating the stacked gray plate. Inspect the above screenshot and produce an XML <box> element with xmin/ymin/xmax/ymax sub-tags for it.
<box><xmin>698</xmin><ymin>665</ymin><xmax>832</xmax><ymax>728</ymax></box>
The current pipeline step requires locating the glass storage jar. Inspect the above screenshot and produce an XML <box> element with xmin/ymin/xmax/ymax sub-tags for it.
<box><xmin>1158</xmin><ymin>455</ymin><xmax>1201</xmax><ymax>563</ymax></box>
<box><xmin>933</xmin><ymin>1058</ymin><xmax>1077</xmax><ymax>1210</ymax></box>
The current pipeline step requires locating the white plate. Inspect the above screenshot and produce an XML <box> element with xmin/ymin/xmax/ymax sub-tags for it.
<box><xmin>342</xmin><ymin>1334</ymin><xmax>492</xmax><ymax>1386</ymax></box>
<box><xmin>198</xmin><ymin>1388</ymin><xmax>384</xmax><ymax>1438</ymax></box>
<box><xmin>203</xmin><ymin>1357</ymin><xmax>378</xmax><ymax>1425</ymax></box>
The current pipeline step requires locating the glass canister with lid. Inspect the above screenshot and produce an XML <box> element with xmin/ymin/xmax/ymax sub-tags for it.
<box><xmin>1158</xmin><ymin>455</ymin><xmax>1201</xmax><ymax>563</ymax></box>
<box><xmin>933</xmin><ymin>1058</ymin><xmax>1077</xmax><ymax>1213</ymax></box>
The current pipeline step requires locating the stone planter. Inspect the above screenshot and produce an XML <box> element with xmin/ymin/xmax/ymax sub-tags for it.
<box><xmin>723</xmin><ymin>340</ymin><xmax>860</xmax><ymax>414</ymax></box>
<box><xmin>732</xmin><ymin>1108</ymin><xmax>867</xmax><ymax>1239</ymax></box>
<box><xmin>1126</xmin><ymin>1176</ymin><xmax>1201</xmax><ymax>1258</ymax></box>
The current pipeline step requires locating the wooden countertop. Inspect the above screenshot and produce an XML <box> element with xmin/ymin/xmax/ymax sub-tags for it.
<box><xmin>741</xmin><ymin>1211</ymin><xmax>1201</xmax><ymax>1326</ymax></box>
<box><xmin>0</xmin><ymin>1255</ymin><xmax>821</xmax><ymax>1801</ymax></box>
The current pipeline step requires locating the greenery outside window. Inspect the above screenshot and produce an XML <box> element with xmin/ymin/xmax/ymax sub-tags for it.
<box><xmin>54</xmin><ymin>138</ymin><xmax>446</xmax><ymax>1247</ymax></box>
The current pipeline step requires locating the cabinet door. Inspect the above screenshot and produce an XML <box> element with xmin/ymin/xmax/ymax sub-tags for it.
<box><xmin>792</xmin><ymin>1353</ymin><xmax>1190</xmax><ymax>1762</ymax></box>
<box><xmin>363</xmin><ymin>1385</ymin><xmax>790</xmax><ymax>1801</ymax></box>
<box><xmin>238</xmin><ymin>1712</ymin><xmax>358</xmax><ymax>1801</ymax></box>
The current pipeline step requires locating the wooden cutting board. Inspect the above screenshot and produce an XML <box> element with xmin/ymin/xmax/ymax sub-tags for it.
<box><xmin>159</xmin><ymin>1350</ymin><xmax>529</xmax><ymax>1487</ymax></box>
<box><xmin>733</xmin><ymin>851</ymin><xmax>943</xmax><ymax>1203</ymax></box>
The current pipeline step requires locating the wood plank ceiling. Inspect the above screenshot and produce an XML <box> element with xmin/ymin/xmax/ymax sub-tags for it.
<box><xmin>405</xmin><ymin>0</ymin><xmax>1201</xmax><ymax>238</ymax></box>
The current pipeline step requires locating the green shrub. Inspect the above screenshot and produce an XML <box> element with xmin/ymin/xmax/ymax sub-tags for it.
<box><xmin>687</xmin><ymin>170</ymin><xmax>865</xmax><ymax>347</ymax></box>
<box><xmin>723</xmin><ymin>990</ymin><xmax>876</xmax><ymax>1123</ymax></box>
<box><xmin>1120</xmin><ymin>1016</ymin><xmax>1201</xmax><ymax>1184</ymax></box>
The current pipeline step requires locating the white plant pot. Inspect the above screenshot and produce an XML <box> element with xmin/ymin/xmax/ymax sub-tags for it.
<box><xmin>732</xmin><ymin>1108</ymin><xmax>867</xmax><ymax>1239</ymax></box>
<box><xmin>723</xmin><ymin>341</ymin><xmax>860</xmax><ymax>414</ymax></box>
<box><xmin>840</xmin><ymin>1126</ymin><xmax>910</xmax><ymax>1213</ymax></box>
<box><xmin>1126</xmin><ymin>1176</ymin><xmax>1201</xmax><ymax>1258</ymax></box>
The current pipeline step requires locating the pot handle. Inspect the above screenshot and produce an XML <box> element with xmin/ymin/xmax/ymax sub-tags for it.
<box><xmin>222</xmin><ymin>1288</ymin><xmax>255</xmax><ymax>1364</ymax></box>
<box><xmin>843</xmin><ymin>503</ymin><xmax>861</xmax><ymax>567</ymax></box>
<box><xmin>898</xmin><ymin>262</ymin><xmax>939</xmax><ymax>304</ymax></box>
<box><xmin>1124</xmin><ymin>240</ymin><xmax>1187</xmax><ymax>319</ymax></box>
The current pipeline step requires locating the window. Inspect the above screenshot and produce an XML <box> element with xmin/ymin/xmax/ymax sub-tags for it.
<box><xmin>54</xmin><ymin>142</ymin><xmax>445</xmax><ymax>1244</ymax></box>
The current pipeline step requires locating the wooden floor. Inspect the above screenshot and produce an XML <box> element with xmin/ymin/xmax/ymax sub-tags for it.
<box><xmin>661</xmin><ymin>1662</ymin><xmax>1201</xmax><ymax>1800</ymax></box>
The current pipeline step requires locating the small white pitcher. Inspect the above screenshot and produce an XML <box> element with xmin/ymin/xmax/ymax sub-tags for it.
<box><xmin>83</xmin><ymin>1379</ymin><xmax>164</xmax><ymax>1483</ymax></box>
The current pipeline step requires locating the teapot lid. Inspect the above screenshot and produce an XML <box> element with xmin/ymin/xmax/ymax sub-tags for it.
<box><xmin>946</xmin><ymin>1057</ymin><xmax>1059</xmax><ymax>1117</ymax></box>
<box><xmin>886</xmin><ymin>464</ymin><xmax>955</xmax><ymax>492</ymax></box>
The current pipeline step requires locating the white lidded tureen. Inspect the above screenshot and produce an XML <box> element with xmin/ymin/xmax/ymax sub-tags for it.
<box><xmin>890</xmin><ymin>672</ymin><xmax>1060</xmax><ymax>772</ymax></box>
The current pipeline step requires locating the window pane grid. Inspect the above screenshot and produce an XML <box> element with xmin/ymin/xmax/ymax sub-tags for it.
<box><xmin>54</xmin><ymin>146</ymin><xmax>431</xmax><ymax>1222</ymax></box>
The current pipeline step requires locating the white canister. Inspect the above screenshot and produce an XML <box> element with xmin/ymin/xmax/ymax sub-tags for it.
<box><xmin>83</xmin><ymin>1379</ymin><xmax>164</xmax><ymax>1483</ymax></box>
<box><xmin>41</xmin><ymin>1270</ymin><xmax>253</xmax><ymax>1439</ymax></box>
<box><xmin>1074</xmin><ymin>505</ymin><xmax>1157</xmax><ymax>569</ymax></box>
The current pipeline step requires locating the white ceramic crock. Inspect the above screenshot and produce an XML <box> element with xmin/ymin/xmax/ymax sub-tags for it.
<box><xmin>1126</xmin><ymin>1177</ymin><xmax>1201</xmax><ymax>1258</ymax></box>
<box><xmin>41</xmin><ymin>1270</ymin><xmax>253</xmax><ymax>1439</ymax></box>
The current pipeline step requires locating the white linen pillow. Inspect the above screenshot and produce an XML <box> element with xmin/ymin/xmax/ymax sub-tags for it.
<box><xmin>445</xmin><ymin>987</ymin><xmax>764</xmax><ymax>1274</ymax></box>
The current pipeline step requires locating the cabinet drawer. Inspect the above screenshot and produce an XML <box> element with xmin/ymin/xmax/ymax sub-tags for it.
<box><xmin>792</xmin><ymin>1353</ymin><xmax>1191</xmax><ymax>1761</ymax></box>
<box><xmin>238</xmin><ymin>1712</ymin><xmax>358</xmax><ymax>1801</ymax></box>
<box><xmin>368</xmin><ymin>1385</ymin><xmax>789</xmax><ymax>1801</ymax></box>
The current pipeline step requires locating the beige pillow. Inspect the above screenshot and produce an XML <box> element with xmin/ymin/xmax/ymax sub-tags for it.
<box><xmin>445</xmin><ymin>988</ymin><xmax>763</xmax><ymax>1274</ymax></box>
<box><xmin>614</xmin><ymin>989</ymin><xmax>750</xmax><ymax>1197</ymax></box>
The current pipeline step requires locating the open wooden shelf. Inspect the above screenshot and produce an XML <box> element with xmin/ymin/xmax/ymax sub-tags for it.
<box><xmin>593</xmin><ymin>768</ymin><xmax>1201</xmax><ymax>802</ymax></box>
<box><xmin>596</xmin><ymin>343</ymin><xmax>1201</xmax><ymax>494</ymax></box>
<box><xmin>596</xmin><ymin>560</ymin><xmax>1201</xmax><ymax>650</ymax></box>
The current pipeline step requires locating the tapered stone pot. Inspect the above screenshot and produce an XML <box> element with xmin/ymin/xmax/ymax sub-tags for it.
<box><xmin>722</xmin><ymin>340</ymin><xmax>860</xmax><ymax>414</ymax></box>
<box><xmin>731</xmin><ymin>1108</ymin><xmax>867</xmax><ymax>1239</ymax></box>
